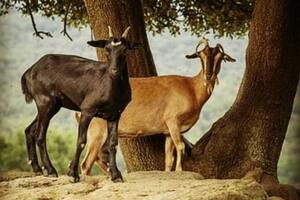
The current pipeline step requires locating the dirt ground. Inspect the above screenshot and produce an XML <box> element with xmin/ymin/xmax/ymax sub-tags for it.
<box><xmin>0</xmin><ymin>171</ymin><xmax>271</xmax><ymax>200</ymax></box>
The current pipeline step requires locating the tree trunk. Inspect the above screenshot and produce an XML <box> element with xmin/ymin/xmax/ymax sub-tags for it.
<box><xmin>183</xmin><ymin>0</ymin><xmax>300</xmax><ymax>198</ymax></box>
<box><xmin>83</xmin><ymin>0</ymin><xmax>165</xmax><ymax>171</ymax></box>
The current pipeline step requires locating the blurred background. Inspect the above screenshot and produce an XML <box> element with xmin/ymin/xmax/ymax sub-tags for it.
<box><xmin>0</xmin><ymin>12</ymin><xmax>299</xmax><ymax>187</ymax></box>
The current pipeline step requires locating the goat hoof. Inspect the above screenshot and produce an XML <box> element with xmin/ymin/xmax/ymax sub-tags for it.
<box><xmin>67</xmin><ymin>170</ymin><xmax>80</xmax><ymax>183</ymax></box>
<box><xmin>112</xmin><ymin>176</ymin><xmax>123</xmax><ymax>183</ymax></box>
<box><xmin>111</xmin><ymin>172</ymin><xmax>123</xmax><ymax>183</ymax></box>
<box><xmin>73</xmin><ymin>176</ymin><xmax>80</xmax><ymax>183</ymax></box>
<box><xmin>35</xmin><ymin>171</ymin><xmax>43</xmax><ymax>176</ymax></box>
<box><xmin>32</xmin><ymin>165</ymin><xmax>43</xmax><ymax>175</ymax></box>
<box><xmin>33</xmin><ymin>169</ymin><xmax>43</xmax><ymax>176</ymax></box>
<box><xmin>47</xmin><ymin>173</ymin><xmax>58</xmax><ymax>178</ymax></box>
<box><xmin>46</xmin><ymin>169</ymin><xmax>58</xmax><ymax>177</ymax></box>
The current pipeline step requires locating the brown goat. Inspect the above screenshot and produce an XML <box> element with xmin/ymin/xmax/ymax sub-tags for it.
<box><xmin>77</xmin><ymin>38</ymin><xmax>236</xmax><ymax>175</ymax></box>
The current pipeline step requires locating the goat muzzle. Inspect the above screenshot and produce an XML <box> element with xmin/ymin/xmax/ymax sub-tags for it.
<box><xmin>111</xmin><ymin>68</ymin><xmax>119</xmax><ymax>76</ymax></box>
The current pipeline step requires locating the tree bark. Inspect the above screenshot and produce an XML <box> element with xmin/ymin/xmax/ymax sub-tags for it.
<box><xmin>83</xmin><ymin>0</ymin><xmax>165</xmax><ymax>171</ymax></box>
<box><xmin>183</xmin><ymin>0</ymin><xmax>300</xmax><ymax>197</ymax></box>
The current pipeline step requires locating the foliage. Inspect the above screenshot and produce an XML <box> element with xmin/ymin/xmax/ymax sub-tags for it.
<box><xmin>143</xmin><ymin>0</ymin><xmax>253</xmax><ymax>37</ymax></box>
<box><xmin>0</xmin><ymin>0</ymin><xmax>253</xmax><ymax>38</ymax></box>
<box><xmin>0</xmin><ymin>127</ymin><xmax>75</xmax><ymax>174</ymax></box>
<box><xmin>0</xmin><ymin>0</ymin><xmax>87</xmax><ymax>39</ymax></box>
<box><xmin>0</xmin><ymin>126</ymin><xmax>107</xmax><ymax>175</ymax></box>
<box><xmin>0</xmin><ymin>129</ymin><xmax>29</xmax><ymax>171</ymax></box>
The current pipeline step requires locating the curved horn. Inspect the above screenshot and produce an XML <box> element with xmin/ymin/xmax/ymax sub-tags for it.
<box><xmin>121</xmin><ymin>26</ymin><xmax>131</xmax><ymax>38</ymax></box>
<box><xmin>216</xmin><ymin>43</ymin><xmax>224</xmax><ymax>53</ymax></box>
<box><xmin>108</xmin><ymin>26</ymin><xmax>113</xmax><ymax>38</ymax></box>
<box><xmin>196</xmin><ymin>37</ymin><xmax>209</xmax><ymax>52</ymax></box>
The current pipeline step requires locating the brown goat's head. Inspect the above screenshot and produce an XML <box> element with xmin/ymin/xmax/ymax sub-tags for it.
<box><xmin>185</xmin><ymin>38</ymin><xmax>236</xmax><ymax>81</ymax></box>
<box><xmin>87</xmin><ymin>26</ymin><xmax>141</xmax><ymax>78</ymax></box>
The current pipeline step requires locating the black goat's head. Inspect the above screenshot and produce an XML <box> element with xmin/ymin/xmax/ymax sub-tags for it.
<box><xmin>87</xmin><ymin>26</ymin><xmax>141</xmax><ymax>78</ymax></box>
<box><xmin>185</xmin><ymin>38</ymin><xmax>236</xmax><ymax>81</ymax></box>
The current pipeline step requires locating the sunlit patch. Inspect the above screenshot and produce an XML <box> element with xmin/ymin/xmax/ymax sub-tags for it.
<box><xmin>199</xmin><ymin>52</ymin><xmax>207</xmax><ymax>71</ymax></box>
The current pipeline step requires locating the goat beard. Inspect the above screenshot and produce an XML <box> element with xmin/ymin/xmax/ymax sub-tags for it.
<box><xmin>206</xmin><ymin>82</ymin><xmax>214</xmax><ymax>95</ymax></box>
<box><xmin>204</xmin><ymin>75</ymin><xmax>218</xmax><ymax>95</ymax></box>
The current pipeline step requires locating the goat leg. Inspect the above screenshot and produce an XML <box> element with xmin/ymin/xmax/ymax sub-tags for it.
<box><xmin>36</xmin><ymin>112</ymin><xmax>58</xmax><ymax>177</ymax></box>
<box><xmin>96</xmin><ymin>142</ymin><xmax>111</xmax><ymax>176</ymax></box>
<box><xmin>166</xmin><ymin>119</ymin><xmax>185</xmax><ymax>171</ymax></box>
<box><xmin>25</xmin><ymin>117</ymin><xmax>43</xmax><ymax>175</ymax></box>
<box><xmin>107</xmin><ymin>119</ymin><xmax>123</xmax><ymax>182</ymax></box>
<box><xmin>68</xmin><ymin>113</ymin><xmax>92</xmax><ymax>182</ymax></box>
<box><xmin>165</xmin><ymin>136</ymin><xmax>175</xmax><ymax>171</ymax></box>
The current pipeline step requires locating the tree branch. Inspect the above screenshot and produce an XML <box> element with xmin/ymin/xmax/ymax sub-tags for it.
<box><xmin>61</xmin><ymin>1</ymin><xmax>73</xmax><ymax>41</ymax></box>
<box><xmin>230</xmin><ymin>0</ymin><xmax>252</xmax><ymax>17</ymax></box>
<box><xmin>25</xmin><ymin>0</ymin><xmax>52</xmax><ymax>39</ymax></box>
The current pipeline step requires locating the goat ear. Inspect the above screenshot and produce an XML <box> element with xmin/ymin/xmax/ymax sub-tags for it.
<box><xmin>129</xmin><ymin>42</ymin><xmax>142</xmax><ymax>50</ymax></box>
<box><xmin>87</xmin><ymin>40</ymin><xmax>108</xmax><ymax>48</ymax></box>
<box><xmin>223</xmin><ymin>53</ymin><xmax>236</xmax><ymax>62</ymax></box>
<box><xmin>185</xmin><ymin>53</ymin><xmax>198</xmax><ymax>59</ymax></box>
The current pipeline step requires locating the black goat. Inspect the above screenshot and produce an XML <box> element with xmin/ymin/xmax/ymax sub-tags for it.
<box><xmin>21</xmin><ymin>26</ymin><xmax>138</xmax><ymax>182</ymax></box>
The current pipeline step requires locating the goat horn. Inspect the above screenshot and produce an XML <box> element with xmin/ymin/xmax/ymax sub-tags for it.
<box><xmin>196</xmin><ymin>37</ymin><xmax>209</xmax><ymax>52</ymax></box>
<box><xmin>108</xmin><ymin>26</ymin><xmax>113</xmax><ymax>38</ymax></box>
<box><xmin>122</xmin><ymin>26</ymin><xmax>131</xmax><ymax>38</ymax></box>
<box><xmin>216</xmin><ymin>43</ymin><xmax>224</xmax><ymax>53</ymax></box>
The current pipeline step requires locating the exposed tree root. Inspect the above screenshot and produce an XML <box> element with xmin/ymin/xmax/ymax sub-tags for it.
<box><xmin>242</xmin><ymin>168</ymin><xmax>300</xmax><ymax>200</ymax></box>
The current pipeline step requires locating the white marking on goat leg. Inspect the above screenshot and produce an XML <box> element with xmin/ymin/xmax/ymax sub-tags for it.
<box><xmin>42</xmin><ymin>166</ymin><xmax>45</xmax><ymax>170</ymax></box>
<box><xmin>28</xmin><ymin>160</ymin><xmax>32</xmax><ymax>165</ymax></box>
<box><xmin>81</xmin><ymin>143</ymin><xmax>85</xmax><ymax>148</ymax></box>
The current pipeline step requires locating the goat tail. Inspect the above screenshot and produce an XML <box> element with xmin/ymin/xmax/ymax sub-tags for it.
<box><xmin>75</xmin><ymin>112</ymin><xmax>81</xmax><ymax>123</ymax></box>
<box><xmin>21</xmin><ymin>73</ymin><xmax>33</xmax><ymax>103</ymax></box>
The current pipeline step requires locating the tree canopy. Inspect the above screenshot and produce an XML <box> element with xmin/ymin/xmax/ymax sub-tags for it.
<box><xmin>0</xmin><ymin>0</ymin><xmax>253</xmax><ymax>39</ymax></box>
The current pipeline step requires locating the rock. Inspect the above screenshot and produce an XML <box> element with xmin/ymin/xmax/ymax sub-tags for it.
<box><xmin>0</xmin><ymin>171</ymin><xmax>268</xmax><ymax>200</ymax></box>
<box><xmin>0</xmin><ymin>171</ymin><xmax>35</xmax><ymax>182</ymax></box>
<box><xmin>269</xmin><ymin>196</ymin><xmax>285</xmax><ymax>200</ymax></box>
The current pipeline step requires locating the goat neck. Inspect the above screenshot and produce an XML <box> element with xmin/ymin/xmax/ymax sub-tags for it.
<box><xmin>192</xmin><ymin>70</ymin><xmax>217</xmax><ymax>106</ymax></box>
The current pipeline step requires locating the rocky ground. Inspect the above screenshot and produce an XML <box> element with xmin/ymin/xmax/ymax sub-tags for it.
<box><xmin>0</xmin><ymin>171</ymin><xmax>280</xmax><ymax>200</ymax></box>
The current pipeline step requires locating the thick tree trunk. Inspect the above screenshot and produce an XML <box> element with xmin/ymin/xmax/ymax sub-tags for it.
<box><xmin>83</xmin><ymin>0</ymin><xmax>165</xmax><ymax>171</ymax></box>
<box><xmin>183</xmin><ymin>0</ymin><xmax>300</xmax><ymax>198</ymax></box>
